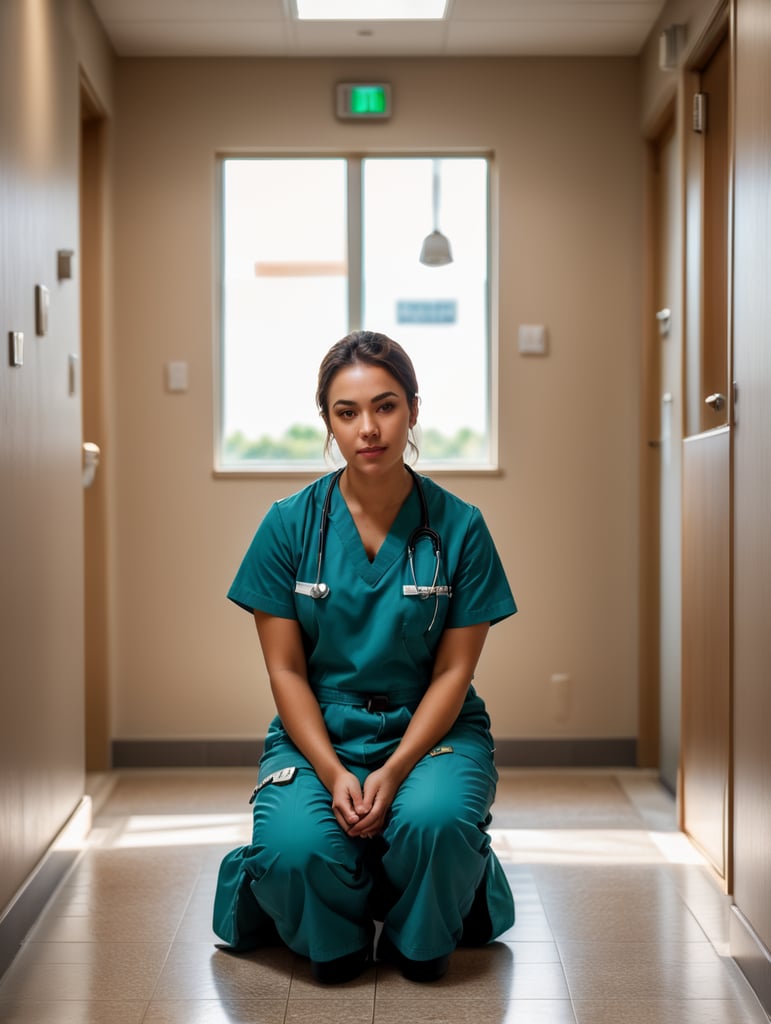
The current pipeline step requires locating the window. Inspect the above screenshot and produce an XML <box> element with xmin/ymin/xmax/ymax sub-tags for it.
<box><xmin>217</xmin><ymin>155</ymin><xmax>492</xmax><ymax>472</ymax></box>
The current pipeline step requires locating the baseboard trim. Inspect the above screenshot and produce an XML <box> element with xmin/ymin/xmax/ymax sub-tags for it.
<box><xmin>112</xmin><ymin>739</ymin><xmax>264</xmax><ymax>767</ymax></box>
<box><xmin>495</xmin><ymin>737</ymin><xmax>637</xmax><ymax>767</ymax></box>
<box><xmin>112</xmin><ymin>737</ymin><xmax>637</xmax><ymax>769</ymax></box>
<box><xmin>730</xmin><ymin>904</ymin><xmax>771</xmax><ymax>1016</ymax></box>
<box><xmin>0</xmin><ymin>797</ymin><xmax>91</xmax><ymax>980</ymax></box>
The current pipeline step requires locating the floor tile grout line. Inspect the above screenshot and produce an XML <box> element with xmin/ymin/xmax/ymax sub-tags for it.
<box><xmin>142</xmin><ymin>854</ymin><xmax>207</xmax><ymax>1010</ymax></box>
<box><xmin>529</xmin><ymin>871</ymin><xmax>580</xmax><ymax>1024</ymax></box>
<box><xmin>543</xmin><ymin>842</ymin><xmax>764</xmax><ymax>1019</ymax></box>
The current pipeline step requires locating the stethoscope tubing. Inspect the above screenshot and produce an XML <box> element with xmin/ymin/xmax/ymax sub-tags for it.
<box><xmin>307</xmin><ymin>465</ymin><xmax>444</xmax><ymax>606</ymax></box>
<box><xmin>308</xmin><ymin>468</ymin><xmax>343</xmax><ymax>599</ymax></box>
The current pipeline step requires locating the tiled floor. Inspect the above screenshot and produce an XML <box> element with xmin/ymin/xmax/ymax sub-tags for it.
<box><xmin>0</xmin><ymin>768</ymin><xmax>767</xmax><ymax>1024</ymax></box>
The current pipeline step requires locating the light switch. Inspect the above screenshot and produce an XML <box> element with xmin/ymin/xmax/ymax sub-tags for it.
<box><xmin>166</xmin><ymin>361</ymin><xmax>189</xmax><ymax>393</ymax></box>
<box><xmin>9</xmin><ymin>331</ymin><xmax>23</xmax><ymax>367</ymax></box>
<box><xmin>518</xmin><ymin>324</ymin><xmax>548</xmax><ymax>356</ymax></box>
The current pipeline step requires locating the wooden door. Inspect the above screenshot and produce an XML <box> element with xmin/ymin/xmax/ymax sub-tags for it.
<box><xmin>652</xmin><ymin>118</ymin><xmax>683</xmax><ymax>794</ymax></box>
<box><xmin>730</xmin><ymin>0</ymin><xmax>771</xmax><ymax>1004</ymax></box>
<box><xmin>680</xmin><ymin>25</ymin><xmax>733</xmax><ymax>884</ymax></box>
<box><xmin>638</xmin><ymin>116</ymin><xmax>683</xmax><ymax>786</ymax></box>
<box><xmin>682</xmin><ymin>429</ymin><xmax>731</xmax><ymax>876</ymax></box>
<box><xmin>80</xmin><ymin>79</ymin><xmax>111</xmax><ymax>771</ymax></box>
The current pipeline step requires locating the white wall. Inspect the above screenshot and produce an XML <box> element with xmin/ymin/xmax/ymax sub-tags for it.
<box><xmin>110</xmin><ymin>56</ymin><xmax>642</xmax><ymax>750</ymax></box>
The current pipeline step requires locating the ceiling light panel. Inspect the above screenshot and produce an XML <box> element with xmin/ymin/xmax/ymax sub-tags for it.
<box><xmin>294</xmin><ymin>0</ymin><xmax>447</xmax><ymax>20</ymax></box>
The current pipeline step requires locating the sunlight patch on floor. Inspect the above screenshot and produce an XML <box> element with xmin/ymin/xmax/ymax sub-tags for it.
<box><xmin>491</xmin><ymin>828</ymin><xmax>709</xmax><ymax>867</ymax></box>
<box><xmin>104</xmin><ymin>813</ymin><xmax>251</xmax><ymax>849</ymax></box>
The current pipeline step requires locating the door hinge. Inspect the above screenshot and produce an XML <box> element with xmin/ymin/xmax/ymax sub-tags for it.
<box><xmin>693</xmin><ymin>92</ymin><xmax>707</xmax><ymax>134</ymax></box>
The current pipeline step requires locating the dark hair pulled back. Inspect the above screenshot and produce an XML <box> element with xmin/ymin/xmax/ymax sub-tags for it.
<box><xmin>316</xmin><ymin>330</ymin><xmax>420</xmax><ymax>460</ymax></box>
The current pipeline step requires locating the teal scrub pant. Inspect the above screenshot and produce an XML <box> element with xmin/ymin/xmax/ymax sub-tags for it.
<box><xmin>213</xmin><ymin>746</ymin><xmax>514</xmax><ymax>963</ymax></box>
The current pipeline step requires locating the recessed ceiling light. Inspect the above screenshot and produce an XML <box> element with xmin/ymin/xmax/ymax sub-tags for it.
<box><xmin>294</xmin><ymin>0</ymin><xmax>447</xmax><ymax>20</ymax></box>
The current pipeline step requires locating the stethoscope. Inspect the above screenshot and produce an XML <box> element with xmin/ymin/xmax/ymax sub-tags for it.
<box><xmin>296</xmin><ymin>465</ymin><xmax>451</xmax><ymax>626</ymax></box>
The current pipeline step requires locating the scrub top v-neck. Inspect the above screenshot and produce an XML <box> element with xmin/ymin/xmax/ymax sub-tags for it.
<box><xmin>325</xmin><ymin>472</ymin><xmax>418</xmax><ymax>590</ymax></box>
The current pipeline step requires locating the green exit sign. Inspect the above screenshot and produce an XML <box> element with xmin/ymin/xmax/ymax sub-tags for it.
<box><xmin>336</xmin><ymin>83</ymin><xmax>392</xmax><ymax>120</ymax></box>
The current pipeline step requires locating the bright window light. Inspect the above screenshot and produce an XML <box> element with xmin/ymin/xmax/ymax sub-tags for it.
<box><xmin>217</xmin><ymin>155</ymin><xmax>492</xmax><ymax>472</ymax></box>
<box><xmin>294</xmin><ymin>0</ymin><xmax>447</xmax><ymax>20</ymax></box>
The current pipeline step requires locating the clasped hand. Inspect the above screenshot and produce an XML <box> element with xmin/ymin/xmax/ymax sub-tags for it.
<box><xmin>331</xmin><ymin>766</ymin><xmax>400</xmax><ymax>839</ymax></box>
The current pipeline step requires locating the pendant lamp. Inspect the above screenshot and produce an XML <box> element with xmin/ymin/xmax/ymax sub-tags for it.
<box><xmin>419</xmin><ymin>160</ymin><xmax>453</xmax><ymax>266</ymax></box>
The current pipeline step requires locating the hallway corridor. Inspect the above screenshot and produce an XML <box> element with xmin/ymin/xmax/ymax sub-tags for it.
<box><xmin>0</xmin><ymin>769</ymin><xmax>765</xmax><ymax>1023</ymax></box>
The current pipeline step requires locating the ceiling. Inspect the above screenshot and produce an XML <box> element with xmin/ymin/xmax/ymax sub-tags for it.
<box><xmin>90</xmin><ymin>0</ymin><xmax>667</xmax><ymax>59</ymax></box>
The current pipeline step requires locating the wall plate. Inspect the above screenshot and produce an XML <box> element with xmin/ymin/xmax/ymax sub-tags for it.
<box><xmin>57</xmin><ymin>249</ymin><xmax>75</xmax><ymax>280</ymax></box>
<box><xmin>9</xmin><ymin>331</ymin><xmax>23</xmax><ymax>367</ymax></box>
<box><xmin>518</xmin><ymin>323</ymin><xmax>548</xmax><ymax>356</ymax></box>
<box><xmin>35</xmin><ymin>285</ymin><xmax>50</xmax><ymax>336</ymax></box>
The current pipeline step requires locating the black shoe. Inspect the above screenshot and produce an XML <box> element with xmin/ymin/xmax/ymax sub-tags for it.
<box><xmin>459</xmin><ymin>878</ymin><xmax>493</xmax><ymax>946</ymax></box>
<box><xmin>214</xmin><ymin>915</ymin><xmax>282</xmax><ymax>954</ymax></box>
<box><xmin>376</xmin><ymin>932</ymin><xmax>449</xmax><ymax>983</ymax></box>
<box><xmin>311</xmin><ymin>945</ymin><xmax>370</xmax><ymax>984</ymax></box>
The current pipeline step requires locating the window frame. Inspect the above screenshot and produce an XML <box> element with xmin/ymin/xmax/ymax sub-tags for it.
<box><xmin>213</xmin><ymin>150</ymin><xmax>498</xmax><ymax>477</ymax></box>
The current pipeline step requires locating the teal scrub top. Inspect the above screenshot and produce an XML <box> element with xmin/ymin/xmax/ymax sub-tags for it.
<box><xmin>228</xmin><ymin>471</ymin><xmax>516</xmax><ymax>705</ymax></box>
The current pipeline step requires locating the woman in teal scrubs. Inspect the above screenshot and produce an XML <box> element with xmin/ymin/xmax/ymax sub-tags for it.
<box><xmin>213</xmin><ymin>331</ymin><xmax>516</xmax><ymax>983</ymax></box>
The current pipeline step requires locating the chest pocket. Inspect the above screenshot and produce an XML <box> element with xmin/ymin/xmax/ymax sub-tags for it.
<box><xmin>401</xmin><ymin>590</ymin><xmax>450</xmax><ymax>667</ymax></box>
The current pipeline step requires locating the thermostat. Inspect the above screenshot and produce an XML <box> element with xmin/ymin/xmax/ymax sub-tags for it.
<box><xmin>336</xmin><ymin>83</ymin><xmax>391</xmax><ymax>120</ymax></box>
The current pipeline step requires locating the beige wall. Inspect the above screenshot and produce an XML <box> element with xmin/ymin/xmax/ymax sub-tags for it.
<box><xmin>0</xmin><ymin>0</ymin><xmax>113</xmax><ymax>918</ymax></box>
<box><xmin>111</xmin><ymin>56</ymin><xmax>642</xmax><ymax>746</ymax></box>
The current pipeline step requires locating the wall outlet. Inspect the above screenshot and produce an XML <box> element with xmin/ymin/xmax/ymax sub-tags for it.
<box><xmin>550</xmin><ymin>672</ymin><xmax>570</xmax><ymax>722</ymax></box>
<box><xmin>166</xmin><ymin>361</ymin><xmax>189</xmax><ymax>393</ymax></box>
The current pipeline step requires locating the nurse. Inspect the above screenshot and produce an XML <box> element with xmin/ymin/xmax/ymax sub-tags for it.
<box><xmin>213</xmin><ymin>330</ymin><xmax>516</xmax><ymax>984</ymax></box>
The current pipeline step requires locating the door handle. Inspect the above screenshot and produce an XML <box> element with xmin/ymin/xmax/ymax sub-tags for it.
<box><xmin>656</xmin><ymin>308</ymin><xmax>671</xmax><ymax>337</ymax></box>
<box><xmin>82</xmin><ymin>442</ymin><xmax>100</xmax><ymax>488</ymax></box>
<box><xmin>705</xmin><ymin>393</ymin><xmax>726</xmax><ymax>412</ymax></box>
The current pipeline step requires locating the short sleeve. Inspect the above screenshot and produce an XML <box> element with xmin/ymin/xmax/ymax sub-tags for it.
<box><xmin>227</xmin><ymin>503</ymin><xmax>299</xmax><ymax>619</ymax></box>
<box><xmin>444</xmin><ymin>506</ymin><xmax>516</xmax><ymax>629</ymax></box>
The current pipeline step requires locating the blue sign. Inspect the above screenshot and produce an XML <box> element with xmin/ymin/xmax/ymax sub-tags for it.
<box><xmin>397</xmin><ymin>300</ymin><xmax>457</xmax><ymax>325</ymax></box>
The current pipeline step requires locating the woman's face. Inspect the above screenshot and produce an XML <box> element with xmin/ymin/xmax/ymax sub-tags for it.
<box><xmin>325</xmin><ymin>362</ymin><xmax>417</xmax><ymax>477</ymax></box>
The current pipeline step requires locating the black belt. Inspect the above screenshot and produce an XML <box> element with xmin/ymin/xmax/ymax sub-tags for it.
<box><xmin>366</xmin><ymin>695</ymin><xmax>390</xmax><ymax>713</ymax></box>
